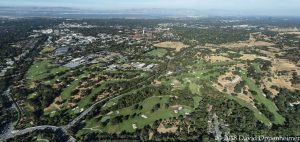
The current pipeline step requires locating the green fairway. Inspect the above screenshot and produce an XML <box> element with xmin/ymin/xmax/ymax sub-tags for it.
<box><xmin>81</xmin><ymin>96</ymin><xmax>193</xmax><ymax>134</ymax></box>
<box><xmin>61</xmin><ymin>78</ymin><xmax>80</xmax><ymax>100</ymax></box>
<box><xmin>240</xmin><ymin>71</ymin><xmax>285</xmax><ymax>125</ymax></box>
<box><xmin>26</xmin><ymin>59</ymin><xmax>51</xmax><ymax>80</ymax></box>
<box><xmin>225</xmin><ymin>93</ymin><xmax>272</xmax><ymax>126</ymax></box>
<box><xmin>189</xmin><ymin>82</ymin><xmax>200</xmax><ymax>94</ymax></box>
<box><xmin>78</xmin><ymin>79</ymin><xmax>127</xmax><ymax>108</ymax></box>
<box><xmin>193</xmin><ymin>96</ymin><xmax>202</xmax><ymax>109</ymax></box>
<box><xmin>26</xmin><ymin>59</ymin><xmax>67</xmax><ymax>81</ymax></box>
<box><xmin>146</xmin><ymin>48</ymin><xmax>168</xmax><ymax>58</ymax></box>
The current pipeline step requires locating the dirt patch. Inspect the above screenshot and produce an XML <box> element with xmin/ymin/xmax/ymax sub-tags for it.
<box><xmin>262</xmin><ymin>79</ymin><xmax>280</xmax><ymax>96</ymax></box>
<box><xmin>213</xmin><ymin>72</ymin><xmax>254</xmax><ymax>105</ymax></box>
<box><xmin>67</xmin><ymin>103</ymin><xmax>76</xmax><ymax>108</ymax></box>
<box><xmin>153</xmin><ymin>79</ymin><xmax>162</xmax><ymax>85</ymax></box>
<box><xmin>263</xmin><ymin>75</ymin><xmax>294</xmax><ymax>96</ymax></box>
<box><xmin>157</xmin><ymin>120</ymin><xmax>179</xmax><ymax>134</ymax></box>
<box><xmin>171</xmin><ymin>79</ymin><xmax>181</xmax><ymax>90</ymax></box>
<box><xmin>236</xmin><ymin>92</ymin><xmax>254</xmax><ymax>105</ymax></box>
<box><xmin>263</xmin><ymin>59</ymin><xmax>300</xmax><ymax>95</ymax></box>
<box><xmin>154</xmin><ymin>41</ymin><xmax>188</xmax><ymax>52</ymax></box>
<box><xmin>214</xmin><ymin>72</ymin><xmax>242</xmax><ymax>89</ymax></box>
<box><xmin>206</xmin><ymin>56</ymin><xmax>232</xmax><ymax>63</ymax></box>
<box><xmin>44</xmin><ymin>96</ymin><xmax>62</xmax><ymax>111</ymax></box>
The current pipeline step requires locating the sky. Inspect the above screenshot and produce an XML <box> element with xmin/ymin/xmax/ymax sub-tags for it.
<box><xmin>1</xmin><ymin>0</ymin><xmax>300</xmax><ymax>16</ymax></box>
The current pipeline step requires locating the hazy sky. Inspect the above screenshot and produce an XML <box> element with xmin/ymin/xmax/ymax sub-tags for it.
<box><xmin>1</xmin><ymin>0</ymin><xmax>300</xmax><ymax>15</ymax></box>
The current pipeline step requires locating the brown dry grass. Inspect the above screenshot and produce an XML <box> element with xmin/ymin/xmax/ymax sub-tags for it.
<box><xmin>204</xmin><ymin>40</ymin><xmax>274</xmax><ymax>49</ymax></box>
<box><xmin>239</xmin><ymin>54</ymin><xmax>257</xmax><ymax>61</ymax></box>
<box><xmin>213</xmin><ymin>72</ymin><xmax>255</xmax><ymax>105</ymax></box>
<box><xmin>263</xmin><ymin>59</ymin><xmax>300</xmax><ymax>96</ymax></box>
<box><xmin>262</xmin><ymin>79</ymin><xmax>280</xmax><ymax>96</ymax></box>
<box><xmin>44</xmin><ymin>96</ymin><xmax>62</xmax><ymax>111</ymax></box>
<box><xmin>272</xmin><ymin>59</ymin><xmax>298</xmax><ymax>71</ymax></box>
<box><xmin>154</xmin><ymin>41</ymin><xmax>188</xmax><ymax>52</ymax></box>
<box><xmin>153</xmin><ymin>80</ymin><xmax>162</xmax><ymax>85</ymax></box>
<box><xmin>171</xmin><ymin>79</ymin><xmax>181</xmax><ymax>90</ymax></box>
<box><xmin>273</xmin><ymin>76</ymin><xmax>294</xmax><ymax>90</ymax></box>
<box><xmin>206</xmin><ymin>56</ymin><xmax>232</xmax><ymax>63</ymax></box>
<box><xmin>236</xmin><ymin>92</ymin><xmax>254</xmax><ymax>105</ymax></box>
<box><xmin>157</xmin><ymin>120</ymin><xmax>179</xmax><ymax>134</ymax></box>
<box><xmin>220</xmin><ymin>41</ymin><xmax>274</xmax><ymax>49</ymax></box>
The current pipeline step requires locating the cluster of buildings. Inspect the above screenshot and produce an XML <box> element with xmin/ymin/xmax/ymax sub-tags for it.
<box><xmin>29</xmin><ymin>22</ymin><xmax>175</xmax><ymax>72</ymax></box>
<box><xmin>63</xmin><ymin>51</ymin><xmax>120</xmax><ymax>68</ymax></box>
<box><xmin>98</xmin><ymin>33</ymin><xmax>131</xmax><ymax>44</ymax></box>
<box><xmin>0</xmin><ymin>59</ymin><xmax>14</xmax><ymax>76</ymax></box>
<box><xmin>58</xmin><ymin>22</ymin><xmax>98</xmax><ymax>28</ymax></box>
<box><xmin>0</xmin><ymin>39</ymin><xmax>39</xmax><ymax>77</ymax></box>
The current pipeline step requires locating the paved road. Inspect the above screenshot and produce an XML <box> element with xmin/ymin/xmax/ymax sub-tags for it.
<box><xmin>64</xmin><ymin>74</ymin><xmax>155</xmax><ymax>130</ymax></box>
<box><xmin>63</xmin><ymin>94</ymin><xmax>115</xmax><ymax>130</ymax></box>
<box><xmin>0</xmin><ymin>88</ymin><xmax>75</xmax><ymax>142</ymax></box>
<box><xmin>0</xmin><ymin>88</ymin><xmax>20</xmax><ymax>141</ymax></box>
<box><xmin>3</xmin><ymin>125</ymin><xmax>76</xmax><ymax>142</ymax></box>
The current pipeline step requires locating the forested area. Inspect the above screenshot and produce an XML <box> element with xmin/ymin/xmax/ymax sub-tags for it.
<box><xmin>174</xmin><ymin>27</ymin><xmax>253</xmax><ymax>44</ymax></box>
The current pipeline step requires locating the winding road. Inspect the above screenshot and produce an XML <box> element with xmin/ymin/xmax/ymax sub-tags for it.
<box><xmin>0</xmin><ymin>88</ymin><xmax>76</xmax><ymax>141</ymax></box>
<box><xmin>1</xmin><ymin>73</ymin><xmax>155</xmax><ymax>141</ymax></box>
<box><xmin>63</xmin><ymin>94</ymin><xmax>116</xmax><ymax>130</ymax></box>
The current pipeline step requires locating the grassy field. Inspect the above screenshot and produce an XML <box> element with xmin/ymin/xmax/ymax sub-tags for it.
<box><xmin>251</xmin><ymin>63</ymin><xmax>262</xmax><ymax>73</ymax></box>
<box><xmin>26</xmin><ymin>59</ymin><xmax>67</xmax><ymax>81</ymax></box>
<box><xmin>26</xmin><ymin>59</ymin><xmax>51</xmax><ymax>80</ymax></box>
<box><xmin>146</xmin><ymin>48</ymin><xmax>168</xmax><ymax>58</ymax></box>
<box><xmin>189</xmin><ymin>82</ymin><xmax>200</xmax><ymax>94</ymax></box>
<box><xmin>61</xmin><ymin>78</ymin><xmax>81</xmax><ymax>100</ymax></box>
<box><xmin>193</xmin><ymin>96</ymin><xmax>202</xmax><ymax>109</ymax></box>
